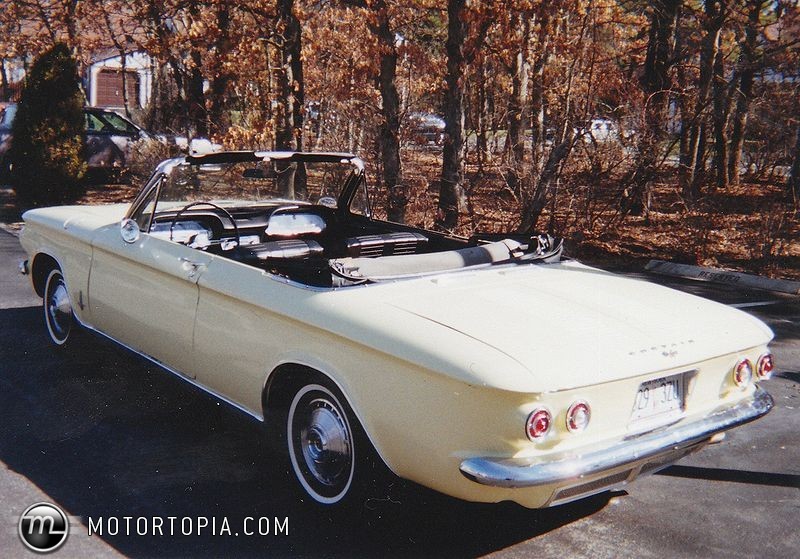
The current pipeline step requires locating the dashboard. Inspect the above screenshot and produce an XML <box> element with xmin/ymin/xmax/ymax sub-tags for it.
<box><xmin>149</xmin><ymin>205</ymin><xmax>333</xmax><ymax>252</ymax></box>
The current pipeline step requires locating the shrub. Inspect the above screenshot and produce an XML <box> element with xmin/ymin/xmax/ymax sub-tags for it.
<box><xmin>10</xmin><ymin>43</ymin><xmax>86</xmax><ymax>208</ymax></box>
<box><xmin>125</xmin><ymin>137</ymin><xmax>182</xmax><ymax>181</ymax></box>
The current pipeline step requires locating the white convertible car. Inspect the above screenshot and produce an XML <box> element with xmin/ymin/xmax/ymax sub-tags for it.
<box><xmin>19</xmin><ymin>151</ymin><xmax>774</xmax><ymax>508</ymax></box>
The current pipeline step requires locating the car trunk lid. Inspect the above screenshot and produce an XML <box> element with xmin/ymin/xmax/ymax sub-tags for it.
<box><xmin>385</xmin><ymin>262</ymin><xmax>772</xmax><ymax>390</ymax></box>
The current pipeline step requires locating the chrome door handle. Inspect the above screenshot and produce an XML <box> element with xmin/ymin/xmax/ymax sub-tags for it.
<box><xmin>180</xmin><ymin>257</ymin><xmax>206</xmax><ymax>278</ymax></box>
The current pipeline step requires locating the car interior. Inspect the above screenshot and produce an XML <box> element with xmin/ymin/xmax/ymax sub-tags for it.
<box><xmin>133</xmin><ymin>154</ymin><xmax>562</xmax><ymax>287</ymax></box>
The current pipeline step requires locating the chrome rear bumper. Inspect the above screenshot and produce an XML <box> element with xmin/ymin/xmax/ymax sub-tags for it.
<box><xmin>460</xmin><ymin>387</ymin><xmax>773</xmax><ymax>490</ymax></box>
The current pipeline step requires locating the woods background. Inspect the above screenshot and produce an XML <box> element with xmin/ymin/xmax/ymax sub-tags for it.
<box><xmin>1</xmin><ymin>0</ymin><xmax>798</xmax><ymax>275</ymax></box>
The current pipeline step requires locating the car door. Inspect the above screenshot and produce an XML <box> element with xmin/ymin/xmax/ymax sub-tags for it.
<box><xmin>191</xmin><ymin>255</ymin><xmax>307</xmax><ymax>415</ymax></box>
<box><xmin>88</xmin><ymin>221</ymin><xmax>212</xmax><ymax>377</ymax></box>
<box><xmin>84</xmin><ymin>110</ymin><xmax>142</xmax><ymax>169</ymax></box>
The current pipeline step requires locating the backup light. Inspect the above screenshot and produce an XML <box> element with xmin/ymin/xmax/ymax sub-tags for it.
<box><xmin>566</xmin><ymin>400</ymin><xmax>591</xmax><ymax>433</ymax></box>
<box><xmin>526</xmin><ymin>408</ymin><xmax>552</xmax><ymax>440</ymax></box>
<box><xmin>756</xmin><ymin>353</ymin><xmax>774</xmax><ymax>380</ymax></box>
<box><xmin>733</xmin><ymin>359</ymin><xmax>753</xmax><ymax>388</ymax></box>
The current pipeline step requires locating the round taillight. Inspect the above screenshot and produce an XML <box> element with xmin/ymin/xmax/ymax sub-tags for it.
<box><xmin>526</xmin><ymin>408</ymin><xmax>552</xmax><ymax>440</ymax></box>
<box><xmin>756</xmin><ymin>353</ymin><xmax>774</xmax><ymax>380</ymax></box>
<box><xmin>733</xmin><ymin>359</ymin><xmax>753</xmax><ymax>388</ymax></box>
<box><xmin>566</xmin><ymin>400</ymin><xmax>591</xmax><ymax>433</ymax></box>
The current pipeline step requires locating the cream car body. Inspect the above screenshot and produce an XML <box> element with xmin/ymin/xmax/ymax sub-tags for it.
<box><xmin>20</xmin><ymin>151</ymin><xmax>774</xmax><ymax>508</ymax></box>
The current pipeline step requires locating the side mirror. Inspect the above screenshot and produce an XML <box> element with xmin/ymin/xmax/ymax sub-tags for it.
<box><xmin>120</xmin><ymin>218</ymin><xmax>140</xmax><ymax>244</ymax></box>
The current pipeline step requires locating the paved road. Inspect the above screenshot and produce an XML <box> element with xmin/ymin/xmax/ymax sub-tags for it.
<box><xmin>1</xmin><ymin>229</ymin><xmax>798</xmax><ymax>558</ymax></box>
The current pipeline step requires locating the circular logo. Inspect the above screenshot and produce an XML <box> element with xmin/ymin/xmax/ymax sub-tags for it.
<box><xmin>18</xmin><ymin>502</ymin><xmax>69</xmax><ymax>553</ymax></box>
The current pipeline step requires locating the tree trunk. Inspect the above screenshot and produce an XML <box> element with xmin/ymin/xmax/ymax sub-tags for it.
<box><xmin>476</xmin><ymin>54</ymin><xmax>488</xmax><ymax>172</ymax></box>
<box><xmin>372</xmin><ymin>1</ymin><xmax>405</xmax><ymax>223</ymax></box>
<box><xmin>789</xmin><ymin>124</ymin><xmax>800</xmax><ymax>205</ymax></box>
<box><xmin>288</xmin><ymin>1</ymin><xmax>306</xmax><ymax>196</ymax></box>
<box><xmin>728</xmin><ymin>0</ymin><xmax>762</xmax><ymax>185</ymax></box>
<box><xmin>145</xmin><ymin>0</ymin><xmax>185</xmax><ymax>131</ymax></box>
<box><xmin>685</xmin><ymin>0</ymin><xmax>724</xmax><ymax>199</ymax></box>
<box><xmin>519</xmin><ymin>132</ymin><xmax>573</xmax><ymax>233</ymax></box>
<box><xmin>208</xmin><ymin>2</ymin><xmax>233</xmax><ymax>137</ymax></box>
<box><xmin>506</xmin><ymin>12</ymin><xmax>530</xmax><ymax>194</ymax></box>
<box><xmin>100</xmin><ymin>4</ymin><xmax>131</xmax><ymax>118</ymax></box>
<box><xmin>120</xmin><ymin>51</ymin><xmax>131</xmax><ymax>119</ymax></box>
<box><xmin>624</xmin><ymin>0</ymin><xmax>681</xmax><ymax>217</ymax></box>
<box><xmin>437</xmin><ymin>0</ymin><xmax>468</xmax><ymax>231</ymax></box>
<box><xmin>529</xmin><ymin>9</ymin><xmax>551</xmax><ymax>175</ymax></box>
<box><xmin>187</xmin><ymin>48</ymin><xmax>207</xmax><ymax>138</ymax></box>
<box><xmin>274</xmin><ymin>0</ymin><xmax>303</xmax><ymax>197</ymax></box>
<box><xmin>711</xmin><ymin>24</ymin><xmax>729</xmax><ymax>189</ymax></box>
<box><xmin>274</xmin><ymin>0</ymin><xmax>301</xmax><ymax>153</ymax></box>
<box><xmin>675</xmin><ymin>16</ymin><xmax>691</xmax><ymax>193</ymax></box>
<box><xmin>0</xmin><ymin>59</ymin><xmax>9</xmax><ymax>100</ymax></box>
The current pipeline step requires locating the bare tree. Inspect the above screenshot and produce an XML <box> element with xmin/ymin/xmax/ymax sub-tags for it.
<box><xmin>728</xmin><ymin>0</ymin><xmax>764</xmax><ymax>185</ymax></box>
<box><xmin>529</xmin><ymin>7</ymin><xmax>552</xmax><ymax>176</ymax></box>
<box><xmin>623</xmin><ymin>0</ymin><xmax>681</xmax><ymax>218</ymax></box>
<box><xmin>790</xmin><ymin>124</ymin><xmax>800</xmax><ymax>206</ymax></box>
<box><xmin>519</xmin><ymin>6</ymin><xmax>582</xmax><ymax>234</ymax></box>
<box><xmin>682</xmin><ymin>0</ymin><xmax>724</xmax><ymax>199</ymax></box>
<box><xmin>274</xmin><ymin>0</ymin><xmax>304</xmax><ymax>196</ymax></box>
<box><xmin>711</xmin><ymin>0</ymin><xmax>729</xmax><ymax>189</ymax></box>
<box><xmin>437</xmin><ymin>0</ymin><xmax>468</xmax><ymax>232</ymax></box>
<box><xmin>506</xmin><ymin>10</ymin><xmax>530</xmax><ymax>194</ymax></box>
<box><xmin>208</xmin><ymin>1</ymin><xmax>234</xmax><ymax>137</ymax></box>
<box><xmin>370</xmin><ymin>0</ymin><xmax>404</xmax><ymax>223</ymax></box>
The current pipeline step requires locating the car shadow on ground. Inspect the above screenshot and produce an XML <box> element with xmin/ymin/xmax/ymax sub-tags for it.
<box><xmin>776</xmin><ymin>371</ymin><xmax>800</xmax><ymax>384</ymax></box>
<box><xmin>0</xmin><ymin>306</ymin><xmax>611</xmax><ymax>558</ymax></box>
<box><xmin>658</xmin><ymin>465</ymin><xmax>800</xmax><ymax>489</ymax></box>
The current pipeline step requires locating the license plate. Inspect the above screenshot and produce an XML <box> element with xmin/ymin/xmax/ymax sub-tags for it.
<box><xmin>630</xmin><ymin>373</ymin><xmax>685</xmax><ymax>426</ymax></box>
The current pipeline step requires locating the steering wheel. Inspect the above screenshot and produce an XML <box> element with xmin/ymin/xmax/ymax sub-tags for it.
<box><xmin>169</xmin><ymin>201</ymin><xmax>241</xmax><ymax>250</ymax></box>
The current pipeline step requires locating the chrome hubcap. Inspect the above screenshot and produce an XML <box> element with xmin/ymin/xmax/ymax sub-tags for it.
<box><xmin>47</xmin><ymin>278</ymin><xmax>72</xmax><ymax>340</ymax></box>
<box><xmin>300</xmin><ymin>399</ymin><xmax>351</xmax><ymax>487</ymax></box>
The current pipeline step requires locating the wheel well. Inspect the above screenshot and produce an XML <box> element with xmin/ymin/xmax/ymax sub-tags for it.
<box><xmin>31</xmin><ymin>254</ymin><xmax>60</xmax><ymax>297</ymax></box>
<box><xmin>262</xmin><ymin>362</ymin><xmax>395</xmax><ymax>479</ymax></box>
<box><xmin>262</xmin><ymin>363</ymin><xmax>319</xmax><ymax>416</ymax></box>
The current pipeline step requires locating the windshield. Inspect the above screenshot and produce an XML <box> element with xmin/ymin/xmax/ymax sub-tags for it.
<box><xmin>86</xmin><ymin>110</ymin><xmax>141</xmax><ymax>134</ymax></box>
<box><xmin>153</xmin><ymin>159</ymin><xmax>367</xmax><ymax>214</ymax></box>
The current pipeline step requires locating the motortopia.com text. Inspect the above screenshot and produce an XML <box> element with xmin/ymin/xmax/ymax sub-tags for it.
<box><xmin>87</xmin><ymin>516</ymin><xmax>289</xmax><ymax>537</ymax></box>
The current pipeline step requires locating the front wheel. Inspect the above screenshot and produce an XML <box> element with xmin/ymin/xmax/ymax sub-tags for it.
<box><xmin>43</xmin><ymin>268</ymin><xmax>79</xmax><ymax>347</ymax></box>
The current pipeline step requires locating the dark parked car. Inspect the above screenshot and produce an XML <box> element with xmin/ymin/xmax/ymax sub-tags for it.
<box><xmin>0</xmin><ymin>104</ymin><xmax>147</xmax><ymax>179</ymax></box>
<box><xmin>405</xmin><ymin>112</ymin><xmax>445</xmax><ymax>146</ymax></box>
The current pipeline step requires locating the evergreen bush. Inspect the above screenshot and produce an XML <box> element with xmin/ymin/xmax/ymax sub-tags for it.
<box><xmin>10</xmin><ymin>43</ymin><xmax>86</xmax><ymax>208</ymax></box>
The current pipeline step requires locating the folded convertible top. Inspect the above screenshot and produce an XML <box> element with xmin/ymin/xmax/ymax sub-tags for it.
<box><xmin>329</xmin><ymin>236</ymin><xmax>563</xmax><ymax>282</ymax></box>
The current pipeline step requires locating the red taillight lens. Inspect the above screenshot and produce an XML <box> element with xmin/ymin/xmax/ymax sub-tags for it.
<box><xmin>566</xmin><ymin>400</ymin><xmax>591</xmax><ymax>433</ymax></box>
<box><xmin>733</xmin><ymin>359</ymin><xmax>753</xmax><ymax>388</ymax></box>
<box><xmin>526</xmin><ymin>408</ymin><xmax>552</xmax><ymax>440</ymax></box>
<box><xmin>756</xmin><ymin>353</ymin><xmax>774</xmax><ymax>380</ymax></box>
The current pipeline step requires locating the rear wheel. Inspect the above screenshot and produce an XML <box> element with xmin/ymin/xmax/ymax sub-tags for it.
<box><xmin>279</xmin><ymin>373</ymin><xmax>392</xmax><ymax>506</ymax></box>
<box><xmin>43</xmin><ymin>268</ymin><xmax>75</xmax><ymax>346</ymax></box>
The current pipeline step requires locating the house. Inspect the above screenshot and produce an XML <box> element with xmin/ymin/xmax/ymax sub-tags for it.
<box><xmin>87</xmin><ymin>51</ymin><xmax>153</xmax><ymax>111</ymax></box>
<box><xmin>0</xmin><ymin>50</ymin><xmax>154</xmax><ymax>112</ymax></box>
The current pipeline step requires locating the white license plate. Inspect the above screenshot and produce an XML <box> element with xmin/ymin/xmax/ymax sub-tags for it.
<box><xmin>630</xmin><ymin>373</ymin><xmax>685</xmax><ymax>425</ymax></box>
